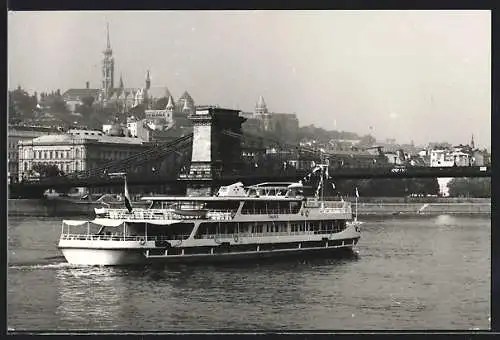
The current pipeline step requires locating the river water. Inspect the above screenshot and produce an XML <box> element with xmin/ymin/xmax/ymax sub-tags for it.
<box><xmin>7</xmin><ymin>214</ymin><xmax>490</xmax><ymax>331</ymax></box>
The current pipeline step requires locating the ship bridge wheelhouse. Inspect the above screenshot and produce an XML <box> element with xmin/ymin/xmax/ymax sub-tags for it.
<box><xmin>146</xmin><ymin>198</ymin><xmax>240</xmax><ymax>215</ymax></box>
<box><xmin>240</xmin><ymin>199</ymin><xmax>302</xmax><ymax>215</ymax></box>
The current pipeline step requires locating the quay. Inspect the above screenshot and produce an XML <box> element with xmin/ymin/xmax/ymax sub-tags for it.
<box><xmin>8</xmin><ymin>197</ymin><xmax>491</xmax><ymax>218</ymax></box>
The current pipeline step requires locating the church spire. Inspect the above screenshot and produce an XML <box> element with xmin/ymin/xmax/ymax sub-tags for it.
<box><xmin>119</xmin><ymin>74</ymin><xmax>124</xmax><ymax>89</ymax></box>
<box><xmin>255</xmin><ymin>95</ymin><xmax>268</xmax><ymax>115</ymax></box>
<box><xmin>106</xmin><ymin>22</ymin><xmax>110</xmax><ymax>49</ymax></box>
<box><xmin>145</xmin><ymin>70</ymin><xmax>151</xmax><ymax>90</ymax></box>
<box><xmin>166</xmin><ymin>95</ymin><xmax>175</xmax><ymax>112</ymax></box>
<box><xmin>471</xmin><ymin>134</ymin><xmax>475</xmax><ymax>149</ymax></box>
<box><xmin>101</xmin><ymin>22</ymin><xmax>114</xmax><ymax>100</ymax></box>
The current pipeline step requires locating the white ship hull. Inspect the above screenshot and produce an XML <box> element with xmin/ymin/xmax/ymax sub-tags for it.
<box><xmin>60</xmin><ymin>247</ymin><xmax>146</xmax><ymax>266</ymax></box>
<box><xmin>59</xmin><ymin>240</ymin><xmax>359</xmax><ymax>266</ymax></box>
<box><xmin>58</xmin><ymin>226</ymin><xmax>360</xmax><ymax>266</ymax></box>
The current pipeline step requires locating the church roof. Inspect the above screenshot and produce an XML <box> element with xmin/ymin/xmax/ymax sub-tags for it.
<box><xmin>29</xmin><ymin>132</ymin><xmax>144</xmax><ymax>145</ymax></box>
<box><xmin>178</xmin><ymin>91</ymin><xmax>194</xmax><ymax>104</ymax></box>
<box><xmin>147</xmin><ymin>86</ymin><xmax>171</xmax><ymax>99</ymax></box>
<box><xmin>166</xmin><ymin>95</ymin><xmax>175</xmax><ymax>109</ymax></box>
<box><xmin>62</xmin><ymin>88</ymin><xmax>100</xmax><ymax>100</ymax></box>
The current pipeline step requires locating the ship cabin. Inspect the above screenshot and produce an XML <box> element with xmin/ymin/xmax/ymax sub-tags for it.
<box><xmin>70</xmin><ymin>182</ymin><xmax>351</xmax><ymax>245</ymax></box>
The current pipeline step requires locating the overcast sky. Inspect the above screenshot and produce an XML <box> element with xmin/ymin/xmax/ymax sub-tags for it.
<box><xmin>8</xmin><ymin>10</ymin><xmax>490</xmax><ymax>147</ymax></box>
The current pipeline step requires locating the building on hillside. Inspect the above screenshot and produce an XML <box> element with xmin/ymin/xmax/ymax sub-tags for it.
<box><xmin>126</xmin><ymin>118</ymin><xmax>151</xmax><ymax>141</ymax></box>
<box><xmin>242</xmin><ymin>95</ymin><xmax>299</xmax><ymax>137</ymax></box>
<box><xmin>17</xmin><ymin>130</ymin><xmax>148</xmax><ymax>186</ymax></box>
<box><xmin>143</xmin><ymin>96</ymin><xmax>175</xmax><ymax>130</ymax></box>
<box><xmin>62</xmin><ymin>82</ymin><xmax>100</xmax><ymax>112</ymax></box>
<box><xmin>430</xmin><ymin>149</ymin><xmax>454</xmax><ymax>167</ymax></box>
<box><xmin>62</xmin><ymin>23</ymin><xmax>196</xmax><ymax>116</ymax></box>
<box><xmin>383</xmin><ymin>149</ymin><xmax>407</xmax><ymax>165</ymax></box>
<box><xmin>326</xmin><ymin>150</ymin><xmax>388</xmax><ymax>168</ymax></box>
<box><xmin>328</xmin><ymin>139</ymin><xmax>362</xmax><ymax>151</ymax></box>
<box><xmin>8</xmin><ymin>126</ymin><xmax>59</xmax><ymax>183</ymax></box>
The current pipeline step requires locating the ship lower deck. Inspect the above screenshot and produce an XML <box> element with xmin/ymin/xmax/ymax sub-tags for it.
<box><xmin>59</xmin><ymin>236</ymin><xmax>360</xmax><ymax>266</ymax></box>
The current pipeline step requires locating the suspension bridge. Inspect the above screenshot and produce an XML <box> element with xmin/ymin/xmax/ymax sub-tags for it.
<box><xmin>9</xmin><ymin>106</ymin><xmax>491</xmax><ymax>198</ymax></box>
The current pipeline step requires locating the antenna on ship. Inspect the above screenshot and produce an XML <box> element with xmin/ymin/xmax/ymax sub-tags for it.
<box><xmin>354</xmin><ymin>187</ymin><xmax>360</xmax><ymax>222</ymax></box>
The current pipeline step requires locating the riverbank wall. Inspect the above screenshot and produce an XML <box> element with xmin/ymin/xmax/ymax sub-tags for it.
<box><xmin>8</xmin><ymin>199</ymin><xmax>97</xmax><ymax>217</ymax></box>
<box><xmin>8</xmin><ymin>197</ymin><xmax>491</xmax><ymax>218</ymax></box>
<box><xmin>354</xmin><ymin>197</ymin><xmax>490</xmax><ymax>216</ymax></box>
<box><xmin>357</xmin><ymin>202</ymin><xmax>490</xmax><ymax>216</ymax></box>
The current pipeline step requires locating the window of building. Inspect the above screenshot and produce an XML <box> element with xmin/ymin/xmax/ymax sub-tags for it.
<box><xmin>50</xmin><ymin>151</ymin><xmax>53</xmax><ymax>159</ymax></box>
<box><xmin>24</xmin><ymin>162</ymin><xmax>28</xmax><ymax>171</ymax></box>
<box><xmin>76</xmin><ymin>149</ymin><xmax>80</xmax><ymax>158</ymax></box>
<box><xmin>75</xmin><ymin>161</ymin><xmax>79</xmax><ymax>171</ymax></box>
<box><xmin>55</xmin><ymin>151</ymin><xmax>59</xmax><ymax>159</ymax></box>
<box><xmin>44</xmin><ymin>152</ymin><xmax>47</xmax><ymax>159</ymax></box>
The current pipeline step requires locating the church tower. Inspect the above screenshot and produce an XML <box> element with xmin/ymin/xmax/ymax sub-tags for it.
<box><xmin>255</xmin><ymin>95</ymin><xmax>268</xmax><ymax>116</ymax></box>
<box><xmin>470</xmin><ymin>134</ymin><xmax>475</xmax><ymax>150</ymax></box>
<box><xmin>144</xmin><ymin>70</ymin><xmax>151</xmax><ymax>108</ymax></box>
<box><xmin>256</xmin><ymin>95</ymin><xmax>272</xmax><ymax>131</ymax></box>
<box><xmin>145</xmin><ymin>70</ymin><xmax>151</xmax><ymax>91</ymax></box>
<box><xmin>101</xmin><ymin>22</ymin><xmax>115</xmax><ymax>100</ymax></box>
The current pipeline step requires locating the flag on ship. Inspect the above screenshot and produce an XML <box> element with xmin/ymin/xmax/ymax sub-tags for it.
<box><xmin>124</xmin><ymin>177</ymin><xmax>133</xmax><ymax>213</ymax></box>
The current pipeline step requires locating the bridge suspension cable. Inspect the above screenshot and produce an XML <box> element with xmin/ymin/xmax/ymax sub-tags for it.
<box><xmin>40</xmin><ymin>134</ymin><xmax>193</xmax><ymax>185</ymax></box>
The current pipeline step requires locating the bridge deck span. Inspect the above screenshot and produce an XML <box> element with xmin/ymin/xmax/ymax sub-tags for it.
<box><xmin>10</xmin><ymin>166</ymin><xmax>491</xmax><ymax>194</ymax></box>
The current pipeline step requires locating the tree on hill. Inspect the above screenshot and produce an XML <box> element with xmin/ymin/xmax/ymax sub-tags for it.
<box><xmin>75</xmin><ymin>95</ymin><xmax>96</xmax><ymax>119</ymax></box>
<box><xmin>448</xmin><ymin>178</ymin><xmax>491</xmax><ymax>198</ymax></box>
<box><xmin>297</xmin><ymin>124</ymin><xmax>361</xmax><ymax>145</ymax></box>
<box><xmin>129</xmin><ymin>104</ymin><xmax>146</xmax><ymax>119</ymax></box>
<box><xmin>32</xmin><ymin>163</ymin><xmax>64</xmax><ymax>178</ymax></box>
<box><xmin>358</xmin><ymin>135</ymin><xmax>376</xmax><ymax>148</ymax></box>
<box><xmin>8</xmin><ymin>86</ymin><xmax>37</xmax><ymax>121</ymax></box>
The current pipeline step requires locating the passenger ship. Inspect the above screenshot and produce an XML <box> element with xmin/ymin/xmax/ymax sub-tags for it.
<box><xmin>58</xmin><ymin>170</ymin><xmax>361</xmax><ymax>266</ymax></box>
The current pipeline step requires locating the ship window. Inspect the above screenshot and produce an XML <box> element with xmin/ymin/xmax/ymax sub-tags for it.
<box><xmin>163</xmin><ymin>223</ymin><xmax>194</xmax><ymax>240</ymax></box>
<box><xmin>196</xmin><ymin>222</ymin><xmax>236</xmax><ymax>238</ymax></box>
<box><xmin>205</xmin><ymin>201</ymin><xmax>239</xmax><ymax>212</ymax></box>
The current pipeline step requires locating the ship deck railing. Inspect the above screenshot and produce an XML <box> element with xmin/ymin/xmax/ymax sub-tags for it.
<box><xmin>99</xmin><ymin>209</ymin><xmax>234</xmax><ymax>221</ymax></box>
<box><xmin>60</xmin><ymin>234</ymin><xmax>190</xmax><ymax>242</ymax></box>
<box><xmin>320</xmin><ymin>207</ymin><xmax>352</xmax><ymax>214</ymax></box>
<box><xmin>203</xmin><ymin>229</ymin><xmax>349</xmax><ymax>240</ymax></box>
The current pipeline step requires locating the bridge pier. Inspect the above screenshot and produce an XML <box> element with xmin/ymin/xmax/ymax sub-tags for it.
<box><xmin>179</xmin><ymin>106</ymin><xmax>245</xmax><ymax>196</ymax></box>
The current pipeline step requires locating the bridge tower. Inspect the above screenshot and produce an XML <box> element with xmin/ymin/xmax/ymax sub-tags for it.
<box><xmin>179</xmin><ymin>106</ymin><xmax>246</xmax><ymax>196</ymax></box>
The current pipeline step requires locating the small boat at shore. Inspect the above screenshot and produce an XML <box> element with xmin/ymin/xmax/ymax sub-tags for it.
<box><xmin>58</xmin><ymin>166</ymin><xmax>361</xmax><ymax>266</ymax></box>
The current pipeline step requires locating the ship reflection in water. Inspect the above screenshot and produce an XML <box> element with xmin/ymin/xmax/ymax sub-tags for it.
<box><xmin>53</xmin><ymin>253</ymin><xmax>359</xmax><ymax>330</ymax></box>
